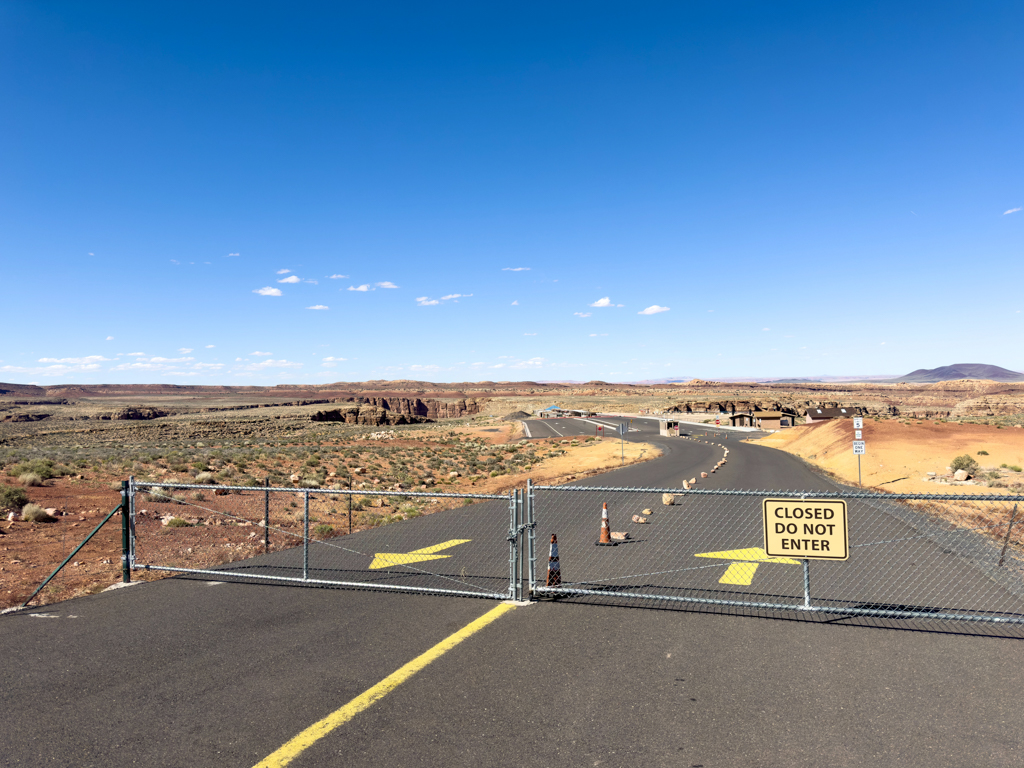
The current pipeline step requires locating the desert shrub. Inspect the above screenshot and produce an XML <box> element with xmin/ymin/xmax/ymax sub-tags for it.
<box><xmin>0</xmin><ymin>484</ymin><xmax>30</xmax><ymax>511</ymax></box>
<box><xmin>195</xmin><ymin>472</ymin><xmax>216</xmax><ymax>484</ymax></box>
<box><xmin>191</xmin><ymin>491</ymin><xmax>206</xmax><ymax>501</ymax></box>
<box><xmin>977</xmin><ymin>450</ymin><xmax>989</xmax><ymax>455</ymax></box>
<box><xmin>21</xmin><ymin>503</ymin><xmax>55</xmax><ymax>523</ymax></box>
<box><xmin>312</xmin><ymin>523</ymin><xmax>334</xmax><ymax>539</ymax></box>
<box><xmin>19</xmin><ymin>472</ymin><xmax>44</xmax><ymax>487</ymax></box>
<box><xmin>950</xmin><ymin>455</ymin><xmax>979</xmax><ymax>474</ymax></box>
<box><xmin>165</xmin><ymin>517</ymin><xmax>191</xmax><ymax>527</ymax></box>
<box><xmin>1009</xmin><ymin>465</ymin><xmax>1023</xmax><ymax>473</ymax></box>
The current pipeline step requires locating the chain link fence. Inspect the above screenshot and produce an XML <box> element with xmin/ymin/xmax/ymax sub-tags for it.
<box><xmin>528</xmin><ymin>484</ymin><xmax>1024</xmax><ymax>636</ymax></box>
<box><xmin>129</xmin><ymin>478</ymin><xmax>517</xmax><ymax>599</ymax></box>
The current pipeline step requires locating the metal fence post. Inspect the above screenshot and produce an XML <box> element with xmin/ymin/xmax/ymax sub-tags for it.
<box><xmin>802</xmin><ymin>560</ymin><xmax>810</xmax><ymax>609</ymax></box>
<box><xmin>303</xmin><ymin>490</ymin><xmax>309</xmax><ymax>581</ymax></box>
<box><xmin>348</xmin><ymin>477</ymin><xmax>353</xmax><ymax>535</ymax></box>
<box><xmin>526</xmin><ymin>479</ymin><xmax>536</xmax><ymax>595</ymax></box>
<box><xmin>263</xmin><ymin>477</ymin><xmax>270</xmax><ymax>554</ymax></box>
<box><xmin>121</xmin><ymin>479</ymin><xmax>131</xmax><ymax>583</ymax></box>
<box><xmin>507</xmin><ymin>490</ymin><xmax>517</xmax><ymax>600</ymax></box>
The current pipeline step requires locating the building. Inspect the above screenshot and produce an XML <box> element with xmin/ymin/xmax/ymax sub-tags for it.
<box><xmin>804</xmin><ymin>406</ymin><xmax>860</xmax><ymax>424</ymax></box>
<box><xmin>729</xmin><ymin>411</ymin><xmax>797</xmax><ymax>428</ymax></box>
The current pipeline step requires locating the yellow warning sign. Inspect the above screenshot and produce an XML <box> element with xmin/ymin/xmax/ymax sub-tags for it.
<box><xmin>762</xmin><ymin>498</ymin><xmax>848</xmax><ymax>561</ymax></box>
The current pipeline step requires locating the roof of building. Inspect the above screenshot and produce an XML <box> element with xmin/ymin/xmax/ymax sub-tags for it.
<box><xmin>806</xmin><ymin>407</ymin><xmax>857</xmax><ymax>419</ymax></box>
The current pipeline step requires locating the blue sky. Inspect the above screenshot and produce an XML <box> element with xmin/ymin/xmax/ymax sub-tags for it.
<box><xmin>2</xmin><ymin>2</ymin><xmax>1022</xmax><ymax>385</ymax></box>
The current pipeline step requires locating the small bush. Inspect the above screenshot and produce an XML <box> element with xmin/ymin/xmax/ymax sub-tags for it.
<box><xmin>1010</xmin><ymin>465</ymin><xmax>1023</xmax><ymax>473</ymax></box>
<box><xmin>0</xmin><ymin>484</ymin><xmax>30</xmax><ymax>511</ymax></box>
<box><xmin>21</xmin><ymin>503</ymin><xmax>55</xmax><ymax>523</ymax></box>
<box><xmin>977</xmin><ymin>450</ymin><xmax>989</xmax><ymax>455</ymax></box>
<box><xmin>312</xmin><ymin>523</ymin><xmax>334</xmax><ymax>539</ymax></box>
<box><xmin>195</xmin><ymin>472</ymin><xmax>216</xmax><ymax>484</ymax></box>
<box><xmin>165</xmin><ymin>517</ymin><xmax>191</xmax><ymax>527</ymax></box>
<box><xmin>950</xmin><ymin>455</ymin><xmax>979</xmax><ymax>474</ymax></box>
<box><xmin>19</xmin><ymin>472</ymin><xmax>44</xmax><ymax>487</ymax></box>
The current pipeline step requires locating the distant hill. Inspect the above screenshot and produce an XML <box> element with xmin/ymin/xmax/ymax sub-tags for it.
<box><xmin>894</xmin><ymin>364</ymin><xmax>1024</xmax><ymax>383</ymax></box>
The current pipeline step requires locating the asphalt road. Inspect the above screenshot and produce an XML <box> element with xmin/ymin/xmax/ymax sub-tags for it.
<box><xmin>3</xmin><ymin>417</ymin><xmax>1023</xmax><ymax>767</ymax></box>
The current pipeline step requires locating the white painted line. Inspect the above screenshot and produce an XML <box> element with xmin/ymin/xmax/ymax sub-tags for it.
<box><xmin>576</xmin><ymin>418</ymin><xmax>622</xmax><ymax>429</ymax></box>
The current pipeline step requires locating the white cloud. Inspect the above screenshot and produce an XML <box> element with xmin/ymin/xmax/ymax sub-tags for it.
<box><xmin>589</xmin><ymin>333</ymin><xmax>609</xmax><ymax>337</ymax></box>
<box><xmin>105</xmin><ymin>336</ymin><xmax>114</xmax><ymax>341</ymax></box>
<box><xmin>205</xmin><ymin>344</ymin><xmax>215</xmax><ymax>349</ymax></box>
<box><xmin>762</xmin><ymin>327</ymin><xmax>770</xmax><ymax>331</ymax></box>
<box><xmin>511</xmin><ymin>357</ymin><xmax>544</xmax><ymax>369</ymax></box>
<box><xmin>329</xmin><ymin>274</ymin><xmax>349</xmax><ymax>279</ymax></box>
<box><xmin>226</xmin><ymin>252</ymin><xmax>240</xmax><ymax>257</ymax></box>
<box><xmin>322</xmin><ymin>356</ymin><xmax>347</xmax><ymax>362</ymax></box>
<box><xmin>638</xmin><ymin>305</ymin><xmax>670</xmax><ymax>315</ymax></box>
<box><xmin>126</xmin><ymin>352</ymin><xmax>146</xmax><ymax>357</ymax></box>
<box><xmin>278</xmin><ymin>275</ymin><xmax>301</xmax><ymax>284</ymax></box>
<box><xmin>376</xmin><ymin>281</ymin><xmax>399</xmax><ymax>289</ymax></box>
<box><xmin>409</xmin><ymin>364</ymin><xmax>442</xmax><ymax>372</ymax></box>
<box><xmin>38</xmin><ymin>355</ymin><xmax>111</xmax><ymax>364</ymax></box>
<box><xmin>149</xmin><ymin>356</ymin><xmax>194</xmax><ymax>363</ymax></box>
<box><xmin>254</xmin><ymin>287</ymin><xmax>282</xmax><ymax>296</ymax></box>
<box><xmin>589</xmin><ymin>297</ymin><xmax>624</xmax><ymax>308</ymax></box>
<box><xmin>307</xmin><ymin>305</ymin><xmax>329</xmax><ymax>310</ymax></box>
<box><xmin>277</xmin><ymin>269</ymin><xmax>291</xmax><ymax>274</ymax></box>
<box><xmin>511</xmin><ymin>300</ymin><xmax>519</xmax><ymax>306</ymax></box>
<box><xmin>235</xmin><ymin>358</ymin><xmax>303</xmax><ymax>371</ymax></box>
<box><xmin>524</xmin><ymin>332</ymin><xmax>537</xmax><ymax>336</ymax></box>
<box><xmin>179</xmin><ymin>348</ymin><xmax>193</xmax><ymax>354</ymax></box>
<box><xmin>251</xmin><ymin>351</ymin><xmax>272</xmax><ymax>356</ymax></box>
<box><xmin>502</xmin><ymin>267</ymin><xmax>530</xmax><ymax>272</ymax></box>
<box><xmin>440</xmin><ymin>293</ymin><xmax>472</xmax><ymax>301</ymax></box>
<box><xmin>348</xmin><ymin>284</ymin><xmax>371</xmax><ymax>292</ymax></box>
<box><xmin>1004</xmin><ymin>207</ymin><xmax>1022</xmax><ymax>215</ymax></box>
<box><xmin>574</xmin><ymin>312</ymin><xmax>592</xmax><ymax>318</ymax></box>
<box><xmin>417</xmin><ymin>298</ymin><xmax>440</xmax><ymax>306</ymax></box>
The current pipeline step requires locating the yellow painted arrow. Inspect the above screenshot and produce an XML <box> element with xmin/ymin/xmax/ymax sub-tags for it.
<box><xmin>695</xmin><ymin>547</ymin><xmax>800</xmax><ymax>585</ymax></box>
<box><xmin>369</xmin><ymin>539</ymin><xmax>472</xmax><ymax>570</ymax></box>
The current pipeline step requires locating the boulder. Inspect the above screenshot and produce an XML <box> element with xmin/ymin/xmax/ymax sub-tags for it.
<box><xmin>953</xmin><ymin>469</ymin><xmax>970</xmax><ymax>481</ymax></box>
<box><xmin>662</xmin><ymin>493</ymin><xmax>675</xmax><ymax>506</ymax></box>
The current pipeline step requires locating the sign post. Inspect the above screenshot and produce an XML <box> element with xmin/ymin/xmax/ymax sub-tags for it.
<box><xmin>763</xmin><ymin>497</ymin><xmax>849</xmax><ymax>609</ymax></box>
<box><xmin>618</xmin><ymin>422</ymin><xmax>627</xmax><ymax>464</ymax></box>
<box><xmin>852</xmin><ymin>417</ymin><xmax>865</xmax><ymax>486</ymax></box>
<box><xmin>852</xmin><ymin>440</ymin><xmax>865</xmax><ymax>485</ymax></box>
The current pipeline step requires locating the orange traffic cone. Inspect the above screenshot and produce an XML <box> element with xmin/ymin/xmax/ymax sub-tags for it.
<box><xmin>596</xmin><ymin>502</ymin><xmax>616</xmax><ymax>546</ymax></box>
<box><xmin>546</xmin><ymin>534</ymin><xmax>561</xmax><ymax>586</ymax></box>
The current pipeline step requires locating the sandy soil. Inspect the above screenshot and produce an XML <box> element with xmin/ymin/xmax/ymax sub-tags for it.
<box><xmin>753</xmin><ymin>419</ymin><xmax>1024</xmax><ymax>494</ymax></box>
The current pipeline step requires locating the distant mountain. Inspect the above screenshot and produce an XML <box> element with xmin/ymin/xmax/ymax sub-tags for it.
<box><xmin>894</xmin><ymin>364</ymin><xmax>1024</xmax><ymax>383</ymax></box>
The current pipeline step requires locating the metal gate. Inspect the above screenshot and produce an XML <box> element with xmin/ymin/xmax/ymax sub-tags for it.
<box><xmin>527</xmin><ymin>482</ymin><xmax>1024</xmax><ymax>636</ymax></box>
<box><xmin>129</xmin><ymin>478</ymin><xmax>522</xmax><ymax>600</ymax></box>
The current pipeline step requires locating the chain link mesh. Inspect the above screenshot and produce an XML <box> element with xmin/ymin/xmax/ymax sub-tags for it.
<box><xmin>130</xmin><ymin>479</ymin><xmax>514</xmax><ymax>598</ymax></box>
<box><xmin>530</xmin><ymin>486</ymin><xmax>1024</xmax><ymax>636</ymax></box>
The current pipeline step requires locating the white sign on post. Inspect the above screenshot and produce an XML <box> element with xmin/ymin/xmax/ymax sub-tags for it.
<box><xmin>618</xmin><ymin>423</ymin><xmax>627</xmax><ymax>436</ymax></box>
<box><xmin>853</xmin><ymin>417</ymin><xmax>863</xmax><ymax>430</ymax></box>
<box><xmin>853</xmin><ymin>440</ymin><xmax>866</xmax><ymax>455</ymax></box>
<box><xmin>855</xmin><ymin>430</ymin><xmax>862</xmax><ymax>439</ymax></box>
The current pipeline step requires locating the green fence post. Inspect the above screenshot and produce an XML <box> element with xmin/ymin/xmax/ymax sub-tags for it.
<box><xmin>121</xmin><ymin>480</ymin><xmax>131</xmax><ymax>583</ymax></box>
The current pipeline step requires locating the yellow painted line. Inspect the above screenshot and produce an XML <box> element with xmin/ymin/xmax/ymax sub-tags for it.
<box><xmin>368</xmin><ymin>539</ymin><xmax>472</xmax><ymax>570</ymax></box>
<box><xmin>252</xmin><ymin>602</ymin><xmax>517</xmax><ymax>768</ymax></box>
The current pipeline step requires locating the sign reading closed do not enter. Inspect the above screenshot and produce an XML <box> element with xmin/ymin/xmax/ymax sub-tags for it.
<box><xmin>762</xmin><ymin>498</ymin><xmax>849</xmax><ymax>561</ymax></box>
